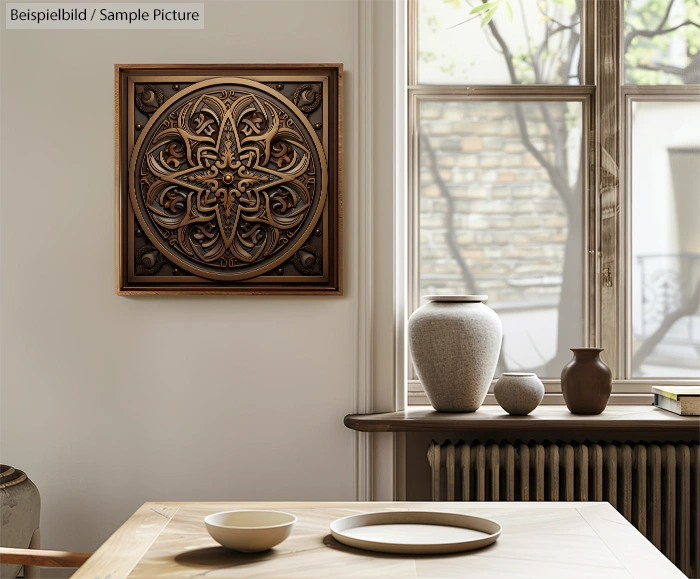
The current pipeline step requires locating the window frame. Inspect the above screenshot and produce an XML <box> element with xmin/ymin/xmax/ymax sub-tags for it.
<box><xmin>407</xmin><ymin>0</ymin><xmax>700</xmax><ymax>405</ymax></box>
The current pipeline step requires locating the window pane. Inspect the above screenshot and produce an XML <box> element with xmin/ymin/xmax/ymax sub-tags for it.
<box><xmin>417</xmin><ymin>0</ymin><xmax>581</xmax><ymax>85</ymax></box>
<box><xmin>419</xmin><ymin>100</ymin><xmax>583</xmax><ymax>378</ymax></box>
<box><xmin>631</xmin><ymin>101</ymin><xmax>700</xmax><ymax>378</ymax></box>
<box><xmin>624</xmin><ymin>0</ymin><xmax>700</xmax><ymax>85</ymax></box>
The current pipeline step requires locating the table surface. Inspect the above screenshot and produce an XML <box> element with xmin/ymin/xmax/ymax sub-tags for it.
<box><xmin>70</xmin><ymin>501</ymin><xmax>685</xmax><ymax>579</ymax></box>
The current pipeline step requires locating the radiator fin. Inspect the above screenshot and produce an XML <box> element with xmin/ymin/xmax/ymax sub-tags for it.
<box><xmin>428</xmin><ymin>439</ymin><xmax>700</xmax><ymax>578</ymax></box>
<box><xmin>446</xmin><ymin>443</ymin><xmax>455</xmax><ymax>501</ymax></box>
<box><xmin>678</xmin><ymin>444</ymin><xmax>690</xmax><ymax>576</ymax></box>
<box><xmin>632</xmin><ymin>444</ymin><xmax>646</xmax><ymax>535</ymax></box>
<box><xmin>663</xmin><ymin>443</ymin><xmax>676</xmax><ymax>565</ymax></box>
<box><xmin>691</xmin><ymin>445</ymin><xmax>700</xmax><ymax>578</ymax></box>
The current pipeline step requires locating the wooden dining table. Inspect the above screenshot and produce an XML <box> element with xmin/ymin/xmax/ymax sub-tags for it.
<box><xmin>69</xmin><ymin>501</ymin><xmax>686</xmax><ymax>578</ymax></box>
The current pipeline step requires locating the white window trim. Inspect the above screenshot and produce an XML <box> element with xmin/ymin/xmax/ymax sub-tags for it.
<box><xmin>353</xmin><ymin>0</ymin><xmax>408</xmax><ymax>501</ymax></box>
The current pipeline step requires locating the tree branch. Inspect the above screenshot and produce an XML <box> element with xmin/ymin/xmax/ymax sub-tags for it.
<box><xmin>519</xmin><ymin>0</ymin><xmax>541</xmax><ymax>83</ymax></box>
<box><xmin>447</xmin><ymin>12</ymin><xmax>486</xmax><ymax>30</ymax></box>
<box><xmin>622</xmin><ymin>0</ymin><xmax>699</xmax><ymax>52</ymax></box>
<box><xmin>512</xmin><ymin>103</ymin><xmax>574</xmax><ymax>214</ymax></box>
<box><xmin>532</xmin><ymin>21</ymin><xmax>578</xmax><ymax>83</ymax></box>
<box><xmin>486</xmin><ymin>8</ymin><xmax>521</xmax><ymax>83</ymax></box>
<box><xmin>632</xmin><ymin>19</ymin><xmax>700</xmax><ymax>41</ymax></box>
<box><xmin>486</xmin><ymin>15</ymin><xmax>575</xmax><ymax>211</ymax></box>
<box><xmin>634</xmin><ymin>61</ymin><xmax>686</xmax><ymax>75</ymax></box>
<box><xmin>421</xmin><ymin>134</ymin><xmax>480</xmax><ymax>295</ymax></box>
<box><xmin>539</xmin><ymin>103</ymin><xmax>565</xmax><ymax>164</ymax></box>
<box><xmin>659</xmin><ymin>0</ymin><xmax>677</xmax><ymax>30</ymax></box>
<box><xmin>631</xmin><ymin>277</ymin><xmax>700</xmax><ymax>374</ymax></box>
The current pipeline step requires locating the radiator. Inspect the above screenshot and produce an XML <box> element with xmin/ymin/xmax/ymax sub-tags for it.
<box><xmin>428</xmin><ymin>440</ymin><xmax>700</xmax><ymax>578</ymax></box>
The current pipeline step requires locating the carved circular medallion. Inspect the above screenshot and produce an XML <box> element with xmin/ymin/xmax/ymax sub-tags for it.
<box><xmin>129</xmin><ymin>78</ymin><xmax>327</xmax><ymax>280</ymax></box>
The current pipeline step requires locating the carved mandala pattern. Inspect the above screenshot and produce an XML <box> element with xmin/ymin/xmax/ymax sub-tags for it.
<box><xmin>292</xmin><ymin>244</ymin><xmax>321</xmax><ymax>275</ymax></box>
<box><xmin>129</xmin><ymin>78</ymin><xmax>327</xmax><ymax>281</ymax></box>
<box><xmin>292</xmin><ymin>83</ymin><xmax>322</xmax><ymax>114</ymax></box>
<box><xmin>135</xmin><ymin>245</ymin><xmax>165</xmax><ymax>275</ymax></box>
<box><xmin>135</xmin><ymin>84</ymin><xmax>165</xmax><ymax>114</ymax></box>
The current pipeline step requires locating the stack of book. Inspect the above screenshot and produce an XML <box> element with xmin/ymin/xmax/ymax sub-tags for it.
<box><xmin>652</xmin><ymin>386</ymin><xmax>700</xmax><ymax>416</ymax></box>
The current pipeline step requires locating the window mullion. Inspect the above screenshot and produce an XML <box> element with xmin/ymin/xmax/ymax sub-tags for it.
<box><xmin>596</xmin><ymin>0</ymin><xmax>623</xmax><ymax>378</ymax></box>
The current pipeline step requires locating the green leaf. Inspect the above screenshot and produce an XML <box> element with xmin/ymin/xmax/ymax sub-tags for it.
<box><xmin>480</xmin><ymin>7</ymin><xmax>497</xmax><ymax>27</ymax></box>
<box><xmin>504</xmin><ymin>0</ymin><xmax>513</xmax><ymax>22</ymax></box>
<box><xmin>470</xmin><ymin>2</ymin><xmax>498</xmax><ymax>15</ymax></box>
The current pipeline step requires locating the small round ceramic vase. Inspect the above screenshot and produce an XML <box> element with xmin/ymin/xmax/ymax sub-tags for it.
<box><xmin>408</xmin><ymin>295</ymin><xmax>502</xmax><ymax>412</ymax></box>
<box><xmin>561</xmin><ymin>348</ymin><xmax>612</xmax><ymax>415</ymax></box>
<box><xmin>0</xmin><ymin>465</ymin><xmax>41</xmax><ymax>579</ymax></box>
<box><xmin>494</xmin><ymin>373</ymin><xmax>545</xmax><ymax>416</ymax></box>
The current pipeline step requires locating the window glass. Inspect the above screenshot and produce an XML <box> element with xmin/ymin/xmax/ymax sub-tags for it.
<box><xmin>624</xmin><ymin>0</ymin><xmax>700</xmax><ymax>85</ymax></box>
<box><xmin>631</xmin><ymin>100</ymin><xmax>700</xmax><ymax>377</ymax></box>
<box><xmin>419</xmin><ymin>100</ymin><xmax>583</xmax><ymax>377</ymax></box>
<box><xmin>418</xmin><ymin>0</ymin><xmax>582</xmax><ymax>85</ymax></box>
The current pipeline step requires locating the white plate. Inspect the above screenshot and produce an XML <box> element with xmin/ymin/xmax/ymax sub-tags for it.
<box><xmin>329</xmin><ymin>511</ymin><xmax>501</xmax><ymax>554</ymax></box>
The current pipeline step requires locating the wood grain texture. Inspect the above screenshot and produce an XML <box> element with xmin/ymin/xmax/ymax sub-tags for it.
<box><xmin>596</xmin><ymin>0</ymin><xmax>621</xmax><ymax>375</ymax></box>
<box><xmin>68</xmin><ymin>502</ymin><xmax>685</xmax><ymax>579</ymax></box>
<box><xmin>70</xmin><ymin>503</ymin><xmax>178</xmax><ymax>579</ymax></box>
<box><xmin>344</xmin><ymin>405</ymin><xmax>700</xmax><ymax>436</ymax></box>
<box><xmin>0</xmin><ymin>548</ymin><xmax>91</xmax><ymax>568</ymax></box>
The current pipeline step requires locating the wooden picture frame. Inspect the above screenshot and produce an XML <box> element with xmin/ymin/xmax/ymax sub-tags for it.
<box><xmin>115</xmin><ymin>64</ymin><xmax>342</xmax><ymax>295</ymax></box>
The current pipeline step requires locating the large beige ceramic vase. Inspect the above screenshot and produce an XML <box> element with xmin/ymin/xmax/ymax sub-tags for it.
<box><xmin>0</xmin><ymin>465</ymin><xmax>40</xmax><ymax>579</ymax></box>
<box><xmin>408</xmin><ymin>295</ymin><xmax>502</xmax><ymax>412</ymax></box>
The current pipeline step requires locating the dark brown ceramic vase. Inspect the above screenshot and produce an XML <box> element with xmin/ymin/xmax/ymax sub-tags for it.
<box><xmin>561</xmin><ymin>348</ymin><xmax>612</xmax><ymax>415</ymax></box>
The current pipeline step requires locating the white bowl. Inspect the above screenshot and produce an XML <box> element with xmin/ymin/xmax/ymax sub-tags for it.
<box><xmin>204</xmin><ymin>510</ymin><xmax>296</xmax><ymax>552</ymax></box>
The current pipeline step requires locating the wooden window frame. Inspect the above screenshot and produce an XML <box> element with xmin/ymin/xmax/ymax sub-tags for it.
<box><xmin>406</xmin><ymin>0</ymin><xmax>700</xmax><ymax>406</ymax></box>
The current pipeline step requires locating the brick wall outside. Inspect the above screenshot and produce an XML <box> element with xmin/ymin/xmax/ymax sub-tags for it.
<box><xmin>419</xmin><ymin>100</ymin><xmax>577</xmax><ymax>310</ymax></box>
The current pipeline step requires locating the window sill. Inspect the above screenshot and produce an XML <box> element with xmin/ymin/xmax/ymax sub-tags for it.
<box><xmin>344</xmin><ymin>405</ymin><xmax>699</xmax><ymax>438</ymax></box>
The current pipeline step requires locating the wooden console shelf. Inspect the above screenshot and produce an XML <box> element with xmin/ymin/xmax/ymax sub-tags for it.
<box><xmin>344</xmin><ymin>405</ymin><xmax>700</xmax><ymax>439</ymax></box>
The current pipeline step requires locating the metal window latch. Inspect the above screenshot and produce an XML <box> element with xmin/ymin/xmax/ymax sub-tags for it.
<box><xmin>603</xmin><ymin>267</ymin><xmax>613</xmax><ymax>287</ymax></box>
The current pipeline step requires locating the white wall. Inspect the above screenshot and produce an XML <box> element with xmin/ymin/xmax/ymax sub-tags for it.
<box><xmin>631</xmin><ymin>101</ymin><xmax>700</xmax><ymax>257</ymax></box>
<box><xmin>630</xmin><ymin>101</ymin><xmax>700</xmax><ymax>335</ymax></box>
<box><xmin>0</xmin><ymin>0</ymin><xmax>390</xmax><ymax>556</ymax></box>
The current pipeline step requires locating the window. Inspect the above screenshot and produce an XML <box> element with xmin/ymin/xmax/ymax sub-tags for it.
<box><xmin>408</xmin><ymin>0</ymin><xmax>699</xmax><ymax>404</ymax></box>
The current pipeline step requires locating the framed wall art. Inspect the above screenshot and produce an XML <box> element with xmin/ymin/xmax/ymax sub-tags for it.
<box><xmin>115</xmin><ymin>64</ymin><xmax>342</xmax><ymax>295</ymax></box>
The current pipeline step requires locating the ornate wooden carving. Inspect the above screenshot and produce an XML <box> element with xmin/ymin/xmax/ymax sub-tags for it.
<box><xmin>116</xmin><ymin>65</ymin><xmax>342</xmax><ymax>294</ymax></box>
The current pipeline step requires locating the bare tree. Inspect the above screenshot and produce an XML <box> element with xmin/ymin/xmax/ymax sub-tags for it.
<box><xmin>427</xmin><ymin>0</ymin><xmax>583</xmax><ymax>375</ymax></box>
<box><xmin>427</xmin><ymin>0</ymin><xmax>699</xmax><ymax>375</ymax></box>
